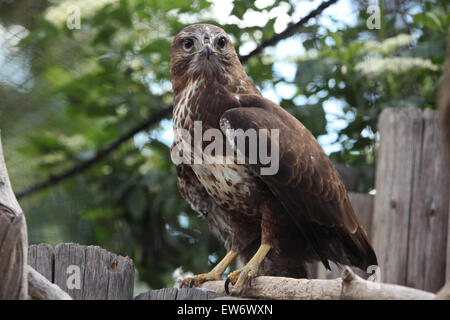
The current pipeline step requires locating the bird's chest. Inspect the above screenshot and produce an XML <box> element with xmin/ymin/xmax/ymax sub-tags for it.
<box><xmin>173</xmin><ymin>79</ymin><xmax>239</xmax><ymax>131</ymax></box>
<box><xmin>173</xmin><ymin>81</ymin><xmax>202</xmax><ymax>130</ymax></box>
<box><xmin>173</xmin><ymin>80</ymin><xmax>260</xmax><ymax>214</ymax></box>
<box><xmin>191</xmin><ymin>160</ymin><xmax>259</xmax><ymax>214</ymax></box>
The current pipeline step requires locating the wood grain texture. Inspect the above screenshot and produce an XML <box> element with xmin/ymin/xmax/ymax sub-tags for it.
<box><xmin>372</xmin><ymin>108</ymin><xmax>423</xmax><ymax>286</ymax></box>
<box><xmin>0</xmin><ymin>134</ymin><xmax>28</xmax><ymax>299</ymax></box>
<box><xmin>27</xmin><ymin>265</ymin><xmax>72</xmax><ymax>300</ymax></box>
<box><xmin>54</xmin><ymin>243</ymin><xmax>134</xmax><ymax>300</ymax></box>
<box><xmin>372</xmin><ymin>108</ymin><xmax>450</xmax><ymax>292</ymax></box>
<box><xmin>201</xmin><ymin>277</ymin><xmax>343</xmax><ymax>300</ymax></box>
<box><xmin>134</xmin><ymin>288</ymin><xmax>224</xmax><ymax>300</ymax></box>
<box><xmin>406</xmin><ymin>109</ymin><xmax>450</xmax><ymax>292</ymax></box>
<box><xmin>28</xmin><ymin>243</ymin><xmax>54</xmax><ymax>282</ymax></box>
<box><xmin>199</xmin><ymin>270</ymin><xmax>435</xmax><ymax>300</ymax></box>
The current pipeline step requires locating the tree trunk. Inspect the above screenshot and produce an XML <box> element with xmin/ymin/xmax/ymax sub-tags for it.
<box><xmin>0</xmin><ymin>132</ymin><xmax>28</xmax><ymax>299</ymax></box>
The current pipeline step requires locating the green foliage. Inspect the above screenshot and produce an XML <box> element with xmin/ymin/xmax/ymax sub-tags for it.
<box><xmin>291</xmin><ymin>1</ymin><xmax>448</xmax><ymax>191</ymax></box>
<box><xmin>0</xmin><ymin>0</ymin><xmax>449</xmax><ymax>288</ymax></box>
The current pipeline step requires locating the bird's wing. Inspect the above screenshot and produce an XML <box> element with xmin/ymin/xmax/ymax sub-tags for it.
<box><xmin>219</xmin><ymin>94</ymin><xmax>377</xmax><ymax>270</ymax></box>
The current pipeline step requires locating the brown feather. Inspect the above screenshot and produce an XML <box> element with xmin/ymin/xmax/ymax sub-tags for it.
<box><xmin>170</xmin><ymin>24</ymin><xmax>377</xmax><ymax>276</ymax></box>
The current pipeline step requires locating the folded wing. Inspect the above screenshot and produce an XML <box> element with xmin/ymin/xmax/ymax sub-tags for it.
<box><xmin>219</xmin><ymin>94</ymin><xmax>377</xmax><ymax>270</ymax></box>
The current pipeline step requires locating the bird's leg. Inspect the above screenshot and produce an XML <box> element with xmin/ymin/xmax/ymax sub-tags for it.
<box><xmin>225</xmin><ymin>243</ymin><xmax>271</xmax><ymax>296</ymax></box>
<box><xmin>180</xmin><ymin>250</ymin><xmax>238</xmax><ymax>288</ymax></box>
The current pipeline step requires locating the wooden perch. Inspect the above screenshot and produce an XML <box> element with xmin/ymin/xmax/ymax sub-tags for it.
<box><xmin>341</xmin><ymin>267</ymin><xmax>435</xmax><ymax>300</ymax></box>
<box><xmin>200</xmin><ymin>277</ymin><xmax>342</xmax><ymax>300</ymax></box>
<box><xmin>199</xmin><ymin>267</ymin><xmax>436</xmax><ymax>300</ymax></box>
<box><xmin>27</xmin><ymin>265</ymin><xmax>72</xmax><ymax>300</ymax></box>
<box><xmin>0</xmin><ymin>132</ymin><xmax>28</xmax><ymax>300</ymax></box>
<box><xmin>435</xmin><ymin>281</ymin><xmax>450</xmax><ymax>300</ymax></box>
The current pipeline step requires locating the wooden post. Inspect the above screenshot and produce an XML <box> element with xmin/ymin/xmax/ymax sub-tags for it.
<box><xmin>27</xmin><ymin>266</ymin><xmax>72</xmax><ymax>300</ymax></box>
<box><xmin>0</xmin><ymin>133</ymin><xmax>28</xmax><ymax>299</ymax></box>
<box><xmin>198</xmin><ymin>269</ymin><xmax>436</xmax><ymax>300</ymax></box>
<box><xmin>28</xmin><ymin>243</ymin><xmax>54</xmax><ymax>282</ymax></box>
<box><xmin>53</xmin><ymin>243</ymin><xmax>135</xmax><ymax>300</ymax></box>
<box><xmin>372</xmin><ymin>108</ymin><xmax>450</xmax><ymax>292</ymax></box>
<box><xmin>406</xmin><ymin>110</ymin><xmax>449</xmax><ymax>292</ymax></box>
<box><xmin>135</xmin><ymin>288</ymin><xmax>225</xmax><ymax>300</ymax></box>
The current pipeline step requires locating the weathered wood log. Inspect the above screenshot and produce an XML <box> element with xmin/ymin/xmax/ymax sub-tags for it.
<box><xmin>0</xmin><ymin>133</ymin><xmax>28</xmax><ymax>300</ymax></box>
<box><xmin>135</xmin><ymin>287</ymin><xmax>225</xmax><ymax>300</ymax></box>
<box><xmin>372</xmin><ymin>108</ymin><xmax>450</xmax><ymax>292</ymax></box>
<box><xmin>373</xmin><ymin>108</ymin><xmax>423</xmax><ymax>288</ymax></box>
<box><xmin>28</xmin><ymin>243</ymin><xmax>136</xmax><ymax>300</ymax></box>
<box><xmin>200</xmin><ymin>277</ymin><xmax>343</xmax><ymax>300</ymax></box>
<box><xmin>435</xmin><ymin>281</ymin><xmax>450</xmax><ymax>300</ymax></box>
<box><xmin>198</xmin><ymin>268</ymin><xmax>436</xmax><ymax>300</ymax></box>
<box><xmin>341</xmin><ymin>267</ymin><xmax>435</xmax><ymax>300</ymax></box>
<box><xmin>406</xmin><ymin>109</ymin><xmax>449</xmax><ymax>292</ymax></box>
<box><xmin>28</xmin><ymin>243</ymin><xmax>54</xmax><ymax>282</ymax></box>
<box><xmin>27</xmin><ymin>265</ymin><xmax>72</xmax><ymax>300</ymax></box>
<box><xmin>53</xmin><ymin>243</ymin><xmax>135</xmax><ymax>300</ymax></box>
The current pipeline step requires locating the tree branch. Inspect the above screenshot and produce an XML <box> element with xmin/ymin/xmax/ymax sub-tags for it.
<box><xmin>16</xmin><ymin>106</ymin><xmax>173</xmax><ymax>199</ymax></box>
<box><xmin>0</xmin><ymin>132</ymin><xmax>28</xmax><ymax>299</ymax></box>
<box><xmin>27</xmin><ymin>265</ymin><xmax>72</xmax><ymax>300</ymax></box>
<box><xmin>200</xmin><ymin>267</ymin><xmax>436</xmax><ymax>300</ymax></box>
<box><xmin>16</xmin><ymin>0</ymin><xmax>339</xmax><ymax>199</ymax></box>
<box><xmin>239</xmin><ymin>0</ymin><xmax>339</xmax><ymax>63</ymax></box>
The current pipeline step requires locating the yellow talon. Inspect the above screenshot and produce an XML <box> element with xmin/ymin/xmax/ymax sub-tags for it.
<box><xmin>226</xmin><ymin>243</ymin><xmax>271</xmax><ymax>296</ymax></box>
<box><xmin>180</xmin><ymin>250</ymin><xmax>238</xmax><ymax>288</ymax></box>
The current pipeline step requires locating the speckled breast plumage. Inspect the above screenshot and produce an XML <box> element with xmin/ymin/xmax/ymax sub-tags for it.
<box><xmin>172</xmin><ymin>80</ymin><xmax>260</xmax><ymax>216</ymax></box>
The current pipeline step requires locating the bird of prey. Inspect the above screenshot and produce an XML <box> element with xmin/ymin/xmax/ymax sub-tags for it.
<box><xmin>170</xmin><ymin>24</ymin><xmax>377</xmax><ymax>295</ymax></box>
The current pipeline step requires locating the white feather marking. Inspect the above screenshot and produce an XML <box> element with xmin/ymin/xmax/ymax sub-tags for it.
<box><xmin>174</xmin><ymin>80</ymin><xmax>200</xmax><ymax>128</ymax></box>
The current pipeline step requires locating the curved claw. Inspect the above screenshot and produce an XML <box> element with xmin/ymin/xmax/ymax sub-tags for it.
<box><xmin>248</xmin><ymin>275</ymin><xmax>253</xmax><ymax>288</ymax></box>
<box><xmin>189</xmin><ymin>278</ymin><xmax>195</xmax><ymax>288</ymax></box>
<box><xmin>224</xmin><ymin>277</ymin><xmax>232</xmax><ymax>295</ymax></box>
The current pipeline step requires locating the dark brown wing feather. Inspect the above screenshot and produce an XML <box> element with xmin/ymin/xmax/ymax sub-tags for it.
<box><xmin>220</xmin><ymin>94</ymin><xmax>377</xmax><ymax>270</ymax></box>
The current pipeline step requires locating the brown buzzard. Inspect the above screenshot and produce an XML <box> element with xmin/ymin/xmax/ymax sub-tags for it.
<box><xmin>170</xmin><ymin>24</ymin><xmax>377</xmax><ymax>295</ymax></box>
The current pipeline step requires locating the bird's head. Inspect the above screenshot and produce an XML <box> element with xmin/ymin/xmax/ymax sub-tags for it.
<box><xmin>170</xmin><ymin>24</ymin><xmax>240</xmax><ymax>88</ymax></box>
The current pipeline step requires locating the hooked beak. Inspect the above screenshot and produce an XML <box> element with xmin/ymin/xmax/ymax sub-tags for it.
<box><xmin>202</xmin><ymin>44</ymin><xmax>212</xmax><ymax>60</ymax></box>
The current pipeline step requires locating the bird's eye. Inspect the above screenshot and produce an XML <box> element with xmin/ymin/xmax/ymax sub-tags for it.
<box><xmin>217</xmin><ymin>36</ymin><xmax>227</xmax><ymax>49</ymax></box>
<box><xmin>183</xmin><ymin>38</ymin><xmax>194</xmax><ymax>51</ymax></box>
